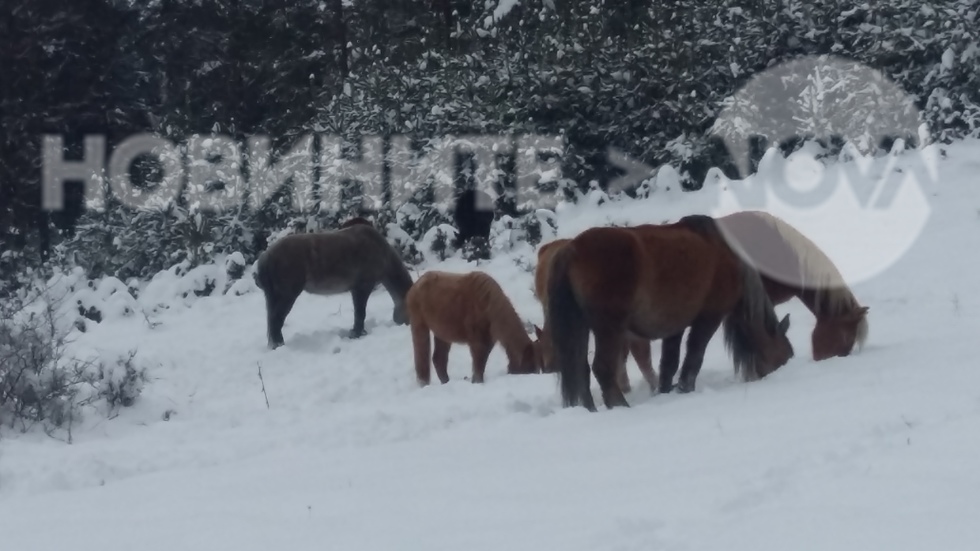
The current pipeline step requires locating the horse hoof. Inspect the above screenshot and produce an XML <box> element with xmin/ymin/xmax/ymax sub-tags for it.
<box><xmin>348</xmin><ymin>329</ymin><xmax>366</xmax><ymax>339</ymax></box>
<box><xmin>600</xmin><ymin>391</ymin><xmax>629</xmax><ymax>409</ymax></box>
<box><xmin>676</xmin><ymin>383</ymin><xmax>695</xmax><ymax>394</ymax></box>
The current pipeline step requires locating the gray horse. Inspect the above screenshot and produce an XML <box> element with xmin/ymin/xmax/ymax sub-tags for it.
<box><xmin>255</xmin><ymin>223</ymin><xmax>413</xmax><ymax>349</ymax></box>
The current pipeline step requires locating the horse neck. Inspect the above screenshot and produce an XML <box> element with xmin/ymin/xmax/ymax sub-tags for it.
<box><xmin>488</xmin><ymin>299</ymin><xmax>531</xmax><ymax>359</ymax></box>
<box><xmin>797</xmin><ymin>286</ymin><xmax>857</xmax><ymax>320</ymax></box>
<box><xmin>757</xmin><ymin>264</ymin><xmax>852</xmax><ymax>321</ymax></box>
<box><xmin>381</xmin><ymin>250</ymin><xmax>413</xmax><ymax>303</ymax></box>
<box><xmin>793</xmin><ymin>287</ymin><xmax>825</xmax><ymax>317</ymax></box>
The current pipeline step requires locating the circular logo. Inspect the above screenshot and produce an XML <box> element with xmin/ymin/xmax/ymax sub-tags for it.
<box><xmin>708</xmin><ymin>55</ymin><xmax>935</xmax><ymax>288</ymax></box>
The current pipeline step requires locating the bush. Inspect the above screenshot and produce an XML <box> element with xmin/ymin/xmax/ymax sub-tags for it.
<box><xmin>0</xmin><ymin>284</ymin><xmax>151</xmax><ymax>441</ymax></box>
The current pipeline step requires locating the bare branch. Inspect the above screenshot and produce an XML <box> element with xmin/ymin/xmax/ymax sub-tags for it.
<box><xmin>256</xmin><ymin>362</ymin><xmax>271</xmax><ymax>409</ymax></box>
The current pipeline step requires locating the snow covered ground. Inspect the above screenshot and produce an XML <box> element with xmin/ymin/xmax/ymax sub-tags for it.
<box><xmin>2</xmin><ymin>139</ymin><xmax>980</xmax><ymax>550</ymax></box>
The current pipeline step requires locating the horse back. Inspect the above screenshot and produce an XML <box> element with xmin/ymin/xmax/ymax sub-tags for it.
<box><xmin>407</xmin><ymin>270</ymin><xmax>502</xmax><ymax>343</ymax></box>
<box><xmin>260</xmin><ymin>226</ymin><xmax>394</xmax><ymax>296</ymax></box>
<box><xmin>559</xmin><ymin>224</ymin><xmax>734</xmax><ymax>337</ymax></box>
<box><xmin>630</xmin><ymin>224</ymin><xmax>737</xmax><ymax>312</ymax></box>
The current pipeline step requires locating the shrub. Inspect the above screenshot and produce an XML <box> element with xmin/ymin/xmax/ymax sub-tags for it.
<box><xmin>0</xmin><ymin>284</ymin><xmax>151</xmax><ymax>441</ymax></box>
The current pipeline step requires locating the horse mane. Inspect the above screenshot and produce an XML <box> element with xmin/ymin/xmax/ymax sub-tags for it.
<box><xmin>675</xmin><ymin>213</ymin><xmax>724</xmax><ymax>239</ymax></box>
<box><xmin>344</xmin><ymin>222</ymin><xmax>412</xmax><ymax>299</ymax></box>
<box><xmin>383</xmin><ymin>245</ymin><xmax>414</xmax><ymax>299</ymax></box>
<box><xmin>722</xmin><ymin>259</ymin><xmax>784</xmax><ymax>381</ymax></box>
<box><xmin>672</xmin><ymin>214</ymin><xmax>782</xmax><ymax>380</ymax></box>
<box><xmin>739</xmin><ymin>211</ymin><xmax>868</xmax><ymax>348</ymax></box>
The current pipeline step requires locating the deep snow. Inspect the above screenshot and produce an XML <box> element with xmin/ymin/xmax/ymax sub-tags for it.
<box><xmin>2</xmin><ymin>139</ymin><xmax>979</xmax><ymax>550</ymax></box>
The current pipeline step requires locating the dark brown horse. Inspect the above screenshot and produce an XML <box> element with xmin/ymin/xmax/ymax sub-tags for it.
<box><xmin>255</xmin><ymin>223</ymin><xmax>413</xmax><ymax>349</ymax></box>
<box><xmin>545</xmin><ymin>215</ymin><xmax>793</xmax><ymax>411</ymax></box>
<box><xmin>533</xmin><ymin>238</ymin><xmax>658</xmax><ymax>394</ymax></box>
<box><xmin>407</xmin><ymin>270</ymin><xmax>541</xmax><ymax>385</ymax></box>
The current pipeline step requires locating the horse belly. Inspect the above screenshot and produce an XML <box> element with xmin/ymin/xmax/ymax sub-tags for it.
<box><xmin>304</xmin><ymin>278</ymin><xmax>354</xmax><ymax>295</ymax></box>
<box><xmin>427</xmin><ymin>316</ymin><xmax>471</xmax><ymax>343</ymax></box>
<box><xmin>627</xmin><ymin>316</ymin><xmax>692</xmax><ymax>340</ymax></box>
<box><xmin>628</xmin><ymin>291</ymin><xmax>705</xmax><ymax>338</ymax></box>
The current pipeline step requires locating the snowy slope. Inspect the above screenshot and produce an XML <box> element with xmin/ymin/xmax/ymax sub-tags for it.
<box><xmin>2</xmin><ymin>139</ymin><xmax>980</xmax><ymax>550</ymax></box>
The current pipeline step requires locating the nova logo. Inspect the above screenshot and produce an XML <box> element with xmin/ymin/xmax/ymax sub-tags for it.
<box><xmin>708</xmin><ymin>55</ymin><xmax>936</xmax><ymax>286</ymax></box>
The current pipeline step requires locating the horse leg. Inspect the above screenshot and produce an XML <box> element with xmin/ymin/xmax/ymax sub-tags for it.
<box><xmin>593</xmin><ymin>329</ymin><xmax>629</xmax><ymax>409</ymax></box>
<box><xmin>657</xmin><ymin>332</ymin><xmax>683</xmax><ymax>393</ymax></box>
<box><xmin>411</xmin><ymin>320</ymin><xmax>432</xmax><ymax>386</ymax></box>
<box><xmin>349</xmin><ymin>284</ymin><xmax>372</xmax><ymax>339</ymax></box>
<box><xmin>433</xmin><ymin>336</ymin><xmax>452</xmax><ymax>384</ymax></box>
<box><xmin>677</xmin><ymin>315</ymin><xmax>724</xmax><ymax>394</ymax></box>
<box><xmin>615</xmin><ymin>339</ymin><xmax>632</xmax><ymax>394</ymax></box>
<box><xmin>266</xmin><ymin>290</ymin><xmax>299</xmax><ymax>349</ymax></box>
<box><xmin>469</xmin><ymin>339</ymin><xmax>493</xmax><ymax>384</ymax></box>
<box><xmin>628</xmin><ymin>337</ymin><xmax>658</xmax><ymax>393</ymax></box>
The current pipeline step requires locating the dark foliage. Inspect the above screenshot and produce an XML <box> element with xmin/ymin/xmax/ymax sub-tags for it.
<box><xmin>2</xmin><ymin>0</ymin><xmax>978</xmax><ymax>287</ymax></box>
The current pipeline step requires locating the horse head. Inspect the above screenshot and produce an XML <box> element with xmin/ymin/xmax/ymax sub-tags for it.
<box><xmin>392</xmin><ymin>299</ymin><xmax>409</xmax><ymax>326</ymax></box>
<box><xmin>812</xmin><ymin>306</ymin><xmax>869</xmax><ymax>361</ymax></box>
<box><xmin>531</xmin><ymin>324</ymin><xmax>558</xmax><ymax>374</ymax></box>
<box><xmin>508</xmin><ymin>338</ymin><xmax>541</xmax><ymax>375</ymax></box>
<box><xmin>755</xmin><ymin>313</ymin><xmax>794</xmax><ymax>379</ymax></box>
<box><xmin>505</xmin><ymin>324</ymin><xmax>548</xmax><ymax>375</ymax></box>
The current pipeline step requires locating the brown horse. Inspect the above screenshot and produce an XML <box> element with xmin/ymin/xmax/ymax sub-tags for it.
<box><xmin>609</xmin><ymin>210</ymin><xmax>870</xmax><ymax>388</ymax></box>
<box><xmin>255</xmin><ymin>223</ymin><xmax>413</xmax><ymax>348</ymax></box>
<box><xmin>407</xmin><ymin>270</ymin><xmax>541</xmax><ymax>386</ymax></box>
<box><xmin>550</xmin><ymin>210</ymin><xmax>870</xmax><ymax>394</ymax></box>
<box><xmin>714</xmin><ymin>210</ymin><xmax>869</xmax><ymax>360</ymax></box>
<box><xmin>545</xmin><ymin>214</ymin><xmax>794</xmax><ymax>411</ymax></box>
<box><xmin>533</xmin><ymin>239</ymin><xmax>658</xmax><ymax>394</ymax></box>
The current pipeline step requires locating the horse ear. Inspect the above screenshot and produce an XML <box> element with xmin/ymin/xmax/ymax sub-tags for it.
<box><xmin>846</xmin><ymin>306</ymin><xmax>869</xmax><ymax>322</ymax></box>
<box><xmin>778</xmin><ymin>313</ymin><xmax>790</xmax><ymax>334</ymax></box>
<box><xmin>533</xmin><ymin>324</ymin><xmax>544</xmax><ymax>339</ymax></box>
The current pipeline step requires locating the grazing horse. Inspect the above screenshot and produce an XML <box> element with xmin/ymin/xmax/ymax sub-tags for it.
<box><xmin>610</xmin><ymin>210</ymin><xmax>871</xmax><ymax>389</ymax></box>
<box><xmin>255</xmin><ymin>223</ymin><xmax>413</xmax><ymax>349</ymax></box>
<box><xmin>715</xmin><ymin>210</ymin><xmax>869</xmax><ymax>360</ymax></box>
<box><xmin>453</xmin><ymin>189</ymin><xmax>494</xmax><ymax>252</ymax></box>
<box><xmin>545</xmin><ymin>215</ymin><xmax>794</xmax><ymax>411</ymax></box>
<box><xmin>532</xmin><ymin>238</ymin><xmax>659</xmax><ymax>394</ymax></box>
<box><xmin>407</xmin><ymin>270</ymin><xmax>541</xmax><ymax>386</ymax></box>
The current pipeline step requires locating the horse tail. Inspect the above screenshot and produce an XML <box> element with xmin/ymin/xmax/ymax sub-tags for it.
<box><xmin>723</xmin><ymin>255</ymin><xmax>782</xmax><ymax>382</ymax></box>
<box><xmin>546</xmin><ymin>244</ymin><xmax>594</xmax><ymax>410</ymax></box>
